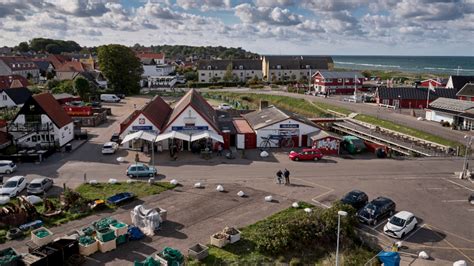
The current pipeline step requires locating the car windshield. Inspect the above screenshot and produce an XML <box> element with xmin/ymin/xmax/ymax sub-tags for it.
<box><xmin>364</xmin><ymin>203</ymin><xmax>377</xmax><ymax>215</ymax></box>
<box><xmin>29</xmin><ymin>183</ymin><xmax>42</xmax><ymax>188</ymax></box>
<box><xmin>352</xmin><ymin>139</ymin><xmax>365</xmax><ymax>147</ymax></box>
<box><xmin>103</xmin><ymin>145</ymin><xmax>113</xmax><ymax>149</ymax></box>
<box><xmin>3</xmin><ymin>181</ymin><xmax>17</xmax><ymax>188</ymax></box>
<box><xmin>143</xmin><ymin>166</ymin><xmax>149</xmax><ymax>170</ymax></box>
<box><xmin>389</xmin><ymin>216</ymin><xmax>406</xmax><ymax>227</ymax></box>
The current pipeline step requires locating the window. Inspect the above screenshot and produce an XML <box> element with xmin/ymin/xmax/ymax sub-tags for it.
<box><xmin>185</xmin><ymin>123</ymin><xmax>195</xmax><ymax>127</ymax></box>
<box><xmin>276</xmin><ymin>65</ymin><xmax>281</xmax><ymax>69</ymax></box>
<box><xmin>305</xmin><ymin>65</ymin><xmax>310</xmax><ymax>69</ymax></box>
<box><xmin>251</xmin><ymin>71</ymin><xmax>254</xmax><ymax>74</ymax></box>
<box><xmin>240</xmin><ymin>72</ymin><xmax>243</xmax><ymax>76</ymax></box>
<box><xmin>201</xmin><ymin>73</ymin><xmax>205</xmax><ymax>76</ymax></box>
<box><xmin>326</xmin><ymin>79</ymin><xmax>332</xmax><ymax>83</ymax></box>
<box><xmin>207</xmin><ymin>66</ymin><xmax>212</xmax><ymax>70</ymax></box>
<box><xmin>345</xmin><ymin>79</ymin><xmax>350</xmax><ymax>83</ymax></box>
<box><xmin>338</xmin><ymin>79</ymin><xmax>342</xmax><ymax>83</ymax></box>
<box><xmin>2</xmin><ymin>95</ymin><xmax>6</xmax><ymax>101</ymax></box>
<box><xmin>239</xmin><ymin>65</ymin><xmax>243</xmax><ymax>70</ymax></box>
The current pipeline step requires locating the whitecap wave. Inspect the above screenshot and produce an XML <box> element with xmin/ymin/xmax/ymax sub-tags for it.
<box><xmin>335</xmin><ymin>61</ymin><xmax>400</xmax><ymax>68</ymax></box>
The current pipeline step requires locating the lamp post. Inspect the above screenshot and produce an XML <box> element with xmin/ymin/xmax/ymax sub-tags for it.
<box><xmin>462</xmin><ymin>135</ymin><xmax>473</xmax><ymax>179</ymax></box>
<box><xmin>336</xmin><ymin>210</ymin><xmax>348</xmax><ymax>266</ymax></box>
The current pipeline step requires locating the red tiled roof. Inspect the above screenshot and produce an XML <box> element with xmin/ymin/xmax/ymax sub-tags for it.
<box><xmin>119</xmin><ymin>96</ymin><xmax>171</xmax><ymax>134</ymax></box>
<box><xmin>232</xmin><ymin>118</ymin><xmax>254</xmax><ymax>134</ymax></box>
<box><xmin>56</xmin><ymin>61</ymin><xmax>85</xmax><ymax>72</ymax></box>
<box><xmin>136</xmin><ymin>53</ymin><xmax>165</xmax><ymax>60</ymax></box>
<box><xmin>33</xmin><ymin>93</ymin><xmax>72</xmax><ymax>128</ymax></box>
<box><xmin>0</xmin><ymin>56</ymin><xmax>38</xmax><ymax>70</ymax></box>
<box><xmin>0</xmin><ymin>75</ymin><xmax>29</xmax><ymax>89</ymax></box>
<box><xmin>46</xmin><ymin>54</ymin><xmax>70</xmax><ymax>69</ymax></box>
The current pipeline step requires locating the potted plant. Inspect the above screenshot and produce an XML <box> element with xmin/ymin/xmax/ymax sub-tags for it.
<box><xmin>223</xmin><ymin>226</ymin><xmax>241</xmax><ymax>244</ymax></box>
<box><xmin>210</xmin><ymin>232</ymin><xmax>229</xmax><ymax>248</ymax></box>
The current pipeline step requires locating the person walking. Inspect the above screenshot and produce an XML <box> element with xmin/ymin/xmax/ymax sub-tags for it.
<box><xmin>284</xmin><ymin>168</ymin><xmax>290</xmax><ymax>185</ymax></box>
<box><xmin>276</xmin><ymin>170</ymin><xmax>283</xmax><ymax>184</ymax></box>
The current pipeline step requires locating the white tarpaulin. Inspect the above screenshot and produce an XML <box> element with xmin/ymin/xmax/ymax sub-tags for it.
<box><xmin>190</xmin><ymin>131</ymin><xmax>224</xmax><ymax>143</ymax></box>
<box><xmin>121</xmin><ymin>130</ymin><xmax>157</xmax><ymax>145</ymax></box>
<box><xmin>155</xmin><ymin>131</ymin><xmax>190</xmax><ymax>142</ymax></box>
<box><xmin>131</xmin><ymin>205</ymin><xmax>162</xmax><ymax>236</ymax></box>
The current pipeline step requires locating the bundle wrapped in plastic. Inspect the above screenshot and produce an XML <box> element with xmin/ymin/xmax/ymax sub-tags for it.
<box><xmin>292</xmin><ymin>202</ymin><xmax>299</xmax><ymax>208</ymax></box>
<box><xmin>216</xmin><ymin>185</ymin><xmax>224</xmax><ymax>192</ymax></box>
<box><xmin>194</xmin><ymin>182</ymin><xmax>202</xmax><ymax>188</ymax></box>
<box><xmin>170</xmin><ymin>179</ymin><xmax>178</xmax><ymax>185</ymax></box>
<box><xmin>131</xmin><ymin>205</ymin><xmax>162</xmax><ymax>236</ymax></box>
<box><xmin>264</xmin><ymin>196</ymin><xmax>273</xmax><ymax>202</ymax></box>
<box><xmin>237</xmin><ymin>191</ymin><xmax>245</xmax><ymax>197</ymax></box>
<box><xmin>108</xmin><ymin>178</ymin><xmax>118</xmax><ymax>184</ymax></box>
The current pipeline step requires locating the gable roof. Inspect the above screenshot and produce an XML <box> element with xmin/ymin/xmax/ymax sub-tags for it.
<box><xmin>448</xmin><ymin>75</ymin><xmax>474</xmax><ymax>91</ymax></box>
<box><xmin>56</xmin><ymin>61</ymin><xmax>85</xmax><ymax>72</ymax></box>
<box><xmin>33</xmin><ymin>93</ymin><xmax>72</xmax><ymax>128</ymax></box>
<box><xmin>456</xmin><ymin>83</ymin><xmax>474</xmax><ymax>97</ymax></box>
<box><xmin>0</xmin><ymin>75</ymin><xmax>29</xmax><ymax>89</ymax></box>
<box><xmin>0</xmin><ymin>56</ymin><xmax>38</xmax><ymax>70</ymax></box>
<box><xmin>2</xmin><ymin>87</ymin><xmax>32</xmax><ymax>105</ymax></box>
<box><xmin>31</xmin><ymin>60</ymin><xmax>52</xmax><ymax>72</ymax></box>
<box><xmin>120</xmin><ymin>95</ymin><xmax>172</xmax><ymax>134</ymax></box>
<box><xmin>46</xmin><ymin>54</ymin><xmax>70</xmax><ymax>69</ymax></box>
<box><xmin>165</xmin><ymin>89</ymin><xmax>219</xmax><ymax>132</ymax></box>
<box><xmin>137</xmin><ymin>53</ymin><xmax>165</xmax><ymax>60</ymax></box>
<box><xmin>197</xmin><ymin>59</ymin><xmax>262</xmax><ymax>70</ymax></box>
<box><xmin>377</xmin><ymin>87</ymin><xmax>457</xmax><ymax>100</ymax></box>
<box><xmin>263</xmin><ymin>55</ymin><xmax>333</xmax><ymax>69</ymax></box>
<box><xmin>315</xmin><ymin>71</ymin><xmax>363</xmax><ymax>79</ymax></box>
<box><xmin>428</xmin><ymin>97</ymin><xmax>474</xmax><ymax>113</ymax></box>
<box><xmin>242</xmin><ymin>105</ymin><xmax>318</xmax><ymax>130</ymax></box>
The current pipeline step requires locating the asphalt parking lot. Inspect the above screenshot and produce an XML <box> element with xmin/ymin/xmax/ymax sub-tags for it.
<box><xmin>2</xmin><ymin>96</ymin><xmax>473</xmax><ymax>264</ymax></box>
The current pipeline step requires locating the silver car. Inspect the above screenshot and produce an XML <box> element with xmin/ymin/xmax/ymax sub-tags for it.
<box><xmin>27</xmin><ymin>177</ymin><xmax>54</xmax><ymax>195</ymax></box>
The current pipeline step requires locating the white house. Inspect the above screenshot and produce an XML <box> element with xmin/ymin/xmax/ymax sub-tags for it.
<box><xmin>197</xmin><ymin>59</ymin><xmax>262</xmax><ymax>83</ymax></box>
<box><xmin>119</xmin><ymin>95</ymin><xmax>172</xmax><ymax>149</ymax></box>
<box><xmin>8</xmin><ymin>92</ymin><xmax>74</xmax><ymax>148</ymax></box>
<box><xmin>242</xmin><ymin>105</ymin><xmax>320</xmax><ymax>147</ymax></box>
<box><xmin>0</xmin><ymin>87</ymin><xmax>32</xmax><ymax>108</ymax></box>
<box><xmin>425</xmin><ymin>97</ymin><xmax>474</xmax><ymax>130</ymax></box>
<box><xmin>142</xmin><ymin>64</ymin><xmax>176</xmax><ymax>88</ymax></box>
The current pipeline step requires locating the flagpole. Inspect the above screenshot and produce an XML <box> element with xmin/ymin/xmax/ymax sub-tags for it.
<box><xmin>426</xmin><ymin>87</ymin><xmax>430</xmax><ymax>108</ymax></box>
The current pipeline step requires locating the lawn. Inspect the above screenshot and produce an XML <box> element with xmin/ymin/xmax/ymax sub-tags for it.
<box><xmin>189</xmin><ymin>202</ymin><xmax>377</xmax><ymax>265</ymax></box>
<box><xmin>75</xmin><ymin>181</ymin><xmax>176</xmax><ymax>201</ymax></box>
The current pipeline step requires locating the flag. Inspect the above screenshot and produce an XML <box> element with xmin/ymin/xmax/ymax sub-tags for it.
<box><xmin>429</xmin><ymin>82</ymin><xmax>436</xmax><ymax>92</ymax></box>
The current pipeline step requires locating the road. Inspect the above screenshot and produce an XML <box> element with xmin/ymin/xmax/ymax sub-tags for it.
<box><xmin>213</xmin><ymin>88</ymin><xmax>469</xmax><ymax>145</ymax></box>
<box><xmin>3</xmin><ymin>95</ymin><xmax>474</xmax><ymax>264</ymax></box>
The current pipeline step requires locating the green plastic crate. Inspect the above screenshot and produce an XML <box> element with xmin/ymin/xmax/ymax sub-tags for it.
<box><xmin>116</xmin><ymin>234</ymin><xmax>128</xmax><ymax>245</ymax></box>
<box><xmin>96</xmin><ymin>228</ymin><xmax>115</xmax><ymax>242</ymax></box>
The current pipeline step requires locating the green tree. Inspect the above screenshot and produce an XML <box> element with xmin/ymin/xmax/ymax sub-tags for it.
<box><xmin>98</xmin><ymin>44</ymin><xmax>143</xmax><ymax>95</ymax></box>
<box><xmin>74</xmin><ymin>77</ymin><xmax>90</xmax><ymax>100</ymax></box>
<box><xmin>290</xmin><ymin>74</ymin><xmax>297</xmax><ymax>81</ymax></box>
<box><xmin>16</xmin><ymin>42</ymin><xmax>29</xmax><ymax>52</ymax></box>
<box><xmin>223</xmin><ymin>63</ymin><xmax>233</xmax><ymax>82</ymax></box>
<box><xmin>210</xmin><ymin>76</ymin><xmax>220</xmax><ymax>83</ymax></box>
<box><xmin>183</xmin><ymin>70</ymin><xmax>198</xmax><ymax>82</ymax></box>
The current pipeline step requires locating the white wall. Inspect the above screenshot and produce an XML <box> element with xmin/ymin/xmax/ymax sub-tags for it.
<box><xmin>11</xmin><ymin>115</ymin><xmax>73</xmax><ymax>147</ymax></box>
<box><xmin>164</xmin><ymin>106</ymin><xmax>218</xmax><ymax>134</ymax></box>
<box><xmin>57</xmin><ymin>122</ymin><xmax>74</xmax><ymax>147</ymax></box>
<box><xmin>426</xmin><ymin>110</ymin><xmax>454</xmax><ymax>123</ymax></box>
<box><xmin>0</xmin><ymin>92</ymin><xmax>17</xmax><ymax>108</ymax></box>
<box><xmin>254</xmin><ymin>119</ymin><xmax>320</xmax><ymax>147</ymax></box>
<box><xmin>120</xmin><ymin>113</ymin><xmax>162</xmax><ymax>148</ymax></box>
<box><xmin>143</xmin><ymin>65</ymin><xmax>174</xmax><ymax>77</ymax></box>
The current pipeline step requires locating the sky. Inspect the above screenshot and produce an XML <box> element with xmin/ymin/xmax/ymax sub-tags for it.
<box><xmin>0</xmin><ymin>0</ymin><xmax>473</xmax><ymax>56</ymax></box>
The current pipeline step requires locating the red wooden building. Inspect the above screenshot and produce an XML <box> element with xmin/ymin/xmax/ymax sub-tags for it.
<box><xmin>232</xmin><ymin>118</ymin><xmax>257</xmax><ymax>149</ymax></box>
<box><xmin>312</xmin><ymin>71</ymin><xmax>364</xmax><ymax>95</ymax></box>
<box><xmin>456</xmin><ymin>83</ymin><xmax>474</xmax><ymax>101</ymax></box>
<box><xmin>420</xmin><ymin>78</ymin><xmax>447</xmax><ymax>88</ymax></box>
<box><xmin>308</xmin><ymin>130</ymin><xmax>341</xmax><ymax>155</ymax></box>
<box><xmin>375</xmin><ymin>87</ymin><xmax>457</xmax><ymax>109</ymax></box>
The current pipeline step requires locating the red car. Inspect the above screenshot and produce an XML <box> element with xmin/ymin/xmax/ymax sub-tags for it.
<box><xmin>289</xmin><ymin>148</ymin><xmax>323</xmax><ymax>161</ymax></box>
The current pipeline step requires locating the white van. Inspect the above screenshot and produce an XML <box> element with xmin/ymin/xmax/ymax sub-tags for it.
<box><xmin>100</xmin><ymin>94</ymin><xmax>121</xmax><ymax>103</ymax></box>
<box><xmin>0</xmin><ymin>160</ymin><xmax>17</xmax><ymax>174</ymax></box>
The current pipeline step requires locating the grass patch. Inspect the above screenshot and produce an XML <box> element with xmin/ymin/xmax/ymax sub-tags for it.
<box><xmin>75</xmin><ymin>181</ymin><xmax>175</xmax><ymax>201</ymax></box>
<box><xmin>314</xmin><ymin>101</ymin><xmax>353</xmax><ymax>116</ymax></box>
<box><xmin>190</xmin><ymin>202</ymin><xmax>377</xmax><ymax>265</ymax></box>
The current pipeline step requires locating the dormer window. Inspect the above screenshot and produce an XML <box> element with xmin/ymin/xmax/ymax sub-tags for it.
<box><xmin>276</xmin><ymin>65</ymin><xmax>281</xmax><ymax>69</ymax></box>
<box><xmin>305</xmin><ymin>65</ymin><xmax>310</xmax><ymax>69</ymax></box>
<box><xmin>207</xmin><ymin>65</ymin><xmax>212</xmax><ymax>70</ymax></box>
<box><xmin>239</xmin><ymin>65</ymin><xmax>243</xmax><ymax>70</ymax></box>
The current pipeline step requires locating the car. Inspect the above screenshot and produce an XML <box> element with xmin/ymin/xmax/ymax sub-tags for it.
<box><xmin>357</xmin><ymin>196</ymin><xmax>396</xmax><ymax>225</ymax></box>
<box><xmin>100</xmin><ymin>94</ymin><xmax>121</xmax><ymax>103</ymax></box>
<box><xmin>289</xmin><ymin>148</ymin><xmax>323</xmax><ymax>161</ymax></box>
<box><xmin>102</xmin><ymin>142</ymin><xmax>119</xmax><ymax>154</ymax></box>
<box><xmin>126</xmin><ymin>163</ymin><xmax>157</xmax><ymax>178</ymax></box>
<box><xmin>110</xmin><ymin>133</ymin><xmax>121</xmax><ymax>143</ymax></box>
<box><xmin>383</xmin><ymin>211</ymin><xmax>418</xmax><ymax>238</ymax></box>
<box><xmin>341</xmin><ymin>190</ymin><xmax>369</xmax><ymax>210</ymax></box>
<box><xmin>469</xmin><ymin>193</ymin><xmax>474</xmax><ymax>205</ymax></box>
<box><xmin>218</xmin><ymin>103</ymin><xmax>232</xmax><ymax>110</ymax></box>
<box><xmin>341</xmin><ymin>136</ymin><xmax>366</xmax><ymax>155</ymax></box>
<box><xmin>27</xmin><ymin>177</ymin><xmax>54</xmax><ymax>195</ymax></box>
<box><xmin>0</xmin><ymin>160</ymin><xmax>17</xmax><ymax>174</ymax></box>
<box><xmin>0</xmin><ymin>176</ymin><xmax>27</xmax><ymax>197</ymax></box>
<box><xmin>116</xmin><ymin>94</ymin><xmax>126</xmax><ymax>99</ymax></box>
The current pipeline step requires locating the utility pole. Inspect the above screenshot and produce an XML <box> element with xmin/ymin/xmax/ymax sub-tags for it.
<box><xmin>462</xmin><ymin>135</ymin><xmax>473</xmax><ymax>179</ymax></box>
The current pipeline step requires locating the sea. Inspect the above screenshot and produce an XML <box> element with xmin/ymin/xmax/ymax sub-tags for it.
<box><xmin>332</xmin><ymin>56</ymin><xmax>474</xmax><ymax>76</ymax></box>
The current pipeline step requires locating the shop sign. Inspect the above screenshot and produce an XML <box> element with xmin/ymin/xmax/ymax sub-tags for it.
<box><xmin>132</xmin><ymin>126</ymin><xmax>153</xmax><ymax>131</ymax></box>
<box><xmin>280</xmin><ymin>124</ymin><xmax>299</xmax><ymax>128</ymax></box>
<box><xmin>172</xmin><ymin>126</ymin><xmax>209</xmax><ymax>131</ymax></box>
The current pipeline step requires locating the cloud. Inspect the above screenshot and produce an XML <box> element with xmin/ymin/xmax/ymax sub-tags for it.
<box><xmin>235</xmin><ymin>3</ymin><xmax>302</xmax><ymax>25</ymax></box>
<box><xmin>48</xmin><ymin>0</ymin><xmax>113</xmax><ymax>17</ymax></box>
<box><xmin>302</xmin><ymin>0</ymin><xmax>368</xmax><ymax>12</ymax></box>
<box><xmin>254</xmin><ymin>0</ymin><xmax>296</xmax><ymax>7</ymax></box>
<box><xmin>176</xmin><ymin>0</ymin><xmax>232</xmax><ymax>11</ymax></box>
<box><xmin>393</xmin><ymin>0</ymin><xmax>465</xmax><ymax>21</ymax></box>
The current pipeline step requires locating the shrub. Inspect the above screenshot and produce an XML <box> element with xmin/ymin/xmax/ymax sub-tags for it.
<box><xmin>209</xmin><ymin>86</ymin><xmax>223</xmax><ymax>90</ymax></box>
<box><xmin>250</xmin><ymin>84</ymin><xmax>264</xmax><ymax>89</ymax></box>
<box><xmin>270</xmin><ymin>84</ymin><xmax>279</xmax><ymax>89</ymax></box>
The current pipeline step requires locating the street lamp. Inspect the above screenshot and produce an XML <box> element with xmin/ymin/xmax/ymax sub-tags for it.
<box><xmin>336</xmin><ymin>210</ymin><xmax>348</xmax><ymax>266</ymax></box>
<box><xmin>462</xmin><ymin>135</ymin><xmax>473</xmax><ymax>179</ymax></box>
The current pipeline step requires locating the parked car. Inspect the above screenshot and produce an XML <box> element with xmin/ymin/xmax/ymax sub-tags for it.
<box><xmin>126</xmin><ymin>163</ymin><xmax>157</xmax><ymax>178</ymax></box>
<box><xmin>102</xmin><ymin>142</ymin><xmax>119</xmax><ymax>154</ymax></box>
<box><xmin>100</xmin><ymin>94</ymin><xmax>121</xmax><ymax>103</ymax></box>
<box><xmin>289</xmin><ymin>148</ymin><xmax>323</xmax><ymax>161</ymax></box>
<box><xmin>116</xmin><ymin>94</ymin><xmax>126</xmax><ymax>99</ymax></box>
<box><xmin>0</xmin><ymin>160</ymin><xmax>17</xmax><ymax>174</ymax></box>
<box><xmin>218</xmin><ymin>103</ymin><xmax>232</xmax><ymax>110</ymax></box>
<box><xmin>0</xmin><ymin>176</ymin><xmax>27</xmax><ymax>197</ymax></box>
<box><xmin>469</xmin><ymin>193</ymin><xmax>474</xmax><ymax>205</ymax></box>
<box><xmin>341</xmin><ymin>136</ymin><xmax>366</xmax><ymax>154</ymax></box>
<box><xmin>341</xmin><ymin>190</ymin><xmax>369</xmax><ymax>210</ymax></box>
<box><xmin>110</xmin><ymin>133</ymin><xmax>121</xmax><ymax>143</ymax></box>
<box><xmin>27</xmin><ymin>177</ymin><xmax>54</xmax><ymax>195</ymax></box>
<box><xmin>357</xmin><ymin>196</ymin><xmax>396</xmax><ymax>225</ymax></box>
<box><xmin>383</xmin><ymin>211</ymin><xmax>418</xmax><ymax>238</ymax></box>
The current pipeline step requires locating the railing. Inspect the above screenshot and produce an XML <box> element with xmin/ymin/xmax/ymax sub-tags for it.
<box><xmin>8</xmin><ymin>122</ymin><xmax>54</xmax><ymax>132</ymax></box>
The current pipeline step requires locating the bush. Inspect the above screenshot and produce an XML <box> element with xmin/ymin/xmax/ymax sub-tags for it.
<box><xmin>209</xmin><ymin>86</ymin><xmax>223</xmax><ymax>90</ymax></box>
<box><xmin>250</xmin><ymin>84</ymin><xmax>264</xmax><ymax>89</ymax></box>
<box><xmin>270</xmin><ymin>84</ymin><xmax>279</xmax><ymax>89</ymax></box>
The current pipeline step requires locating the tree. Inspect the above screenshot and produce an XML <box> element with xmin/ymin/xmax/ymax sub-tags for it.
<box><xmin>290</xmin><ymin>74</ymin><xmax>297</xmax><ymax>81</ymax></box>
<box><xmin>16</xmin><ymin>42</ymin><xmax>29</xmax><ymax>52</ymax></box>
<box><xmin>223</xmin><ymin>63</ymin><xmax>233</xmax><ymax>82</ymax></box>
<box><xmin>210</xmin><ymin>76</ymin><xmax>220</xmax><ymax>83</ymax></box>
<box><xmin>74</xmin><ymin>77</ymin><xmax>90</xmax><ymax>100</ymax></box>
<box><xmin>98</xmin><ymin>44</ymin><xmax>143</xmax><ymax>95</ymax></box>
<box><xmin>45</xmin><ymin>43</ymin><xmax>61</xmax><ymax>54</ymax></box>
<box><xmin>183</xmin><ymin>70</ymin><xmax>198</xmax><ymax>82</ymax></box>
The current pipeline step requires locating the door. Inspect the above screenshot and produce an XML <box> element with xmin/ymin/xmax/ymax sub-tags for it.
<box><xmin>237</xmin><ymin>134</ymin><xmax>245</xmax><ymax>149</ymax></box>
<box><xmin>301</xmin><ymin>134</ymin><xmax>308</xmax><ymax>147</ymax></box>
<box><xmin>245</xmin><ymin>133</ymin><xmax>257</xmax><ymax>149</ymax></box>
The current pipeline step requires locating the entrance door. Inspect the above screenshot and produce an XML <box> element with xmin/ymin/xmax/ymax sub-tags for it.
<box><xmin>237</xmin><ymin>134</ymin><xmax>245</xmax><ymax>149</ymax></box>
<box><xmin>393</xmin><ymin>99</ymin><xmax>400</xmax><ymax>109</ymax></box>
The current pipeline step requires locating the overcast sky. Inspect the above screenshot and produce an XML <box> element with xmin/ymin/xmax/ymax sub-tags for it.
<box><xmin>0</xmin><ymin>0</ymin><xmax>473</xmax><ymax>56</ymax></box>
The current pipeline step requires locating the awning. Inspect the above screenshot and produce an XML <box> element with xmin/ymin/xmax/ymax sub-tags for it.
<box><xmin>155</xmin><ymin>131</ymin><xmax>190</xmax><ymax>142</ymax></box>
<box><xmin>121</xmin><ymin>130</ymin><xmax>157</xmax><ymax>144</ymax></box>
<box><xmin>190</xmin><ymin>131</ymin><xmax>224</xmax><ymax>143</ymax></box>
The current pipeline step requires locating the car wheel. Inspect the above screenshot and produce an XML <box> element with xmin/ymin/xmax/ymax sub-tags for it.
<box><xmin>401</xmin><ymin>232</ymin><xmax>406</xmax><ymax>238</ymax></box>
<box><xmin>128</xmin><ymin>174</ymin><xmax>134</xmax><ymax>178</ymax></box>
<box><xmin>295</xmin><ymin>157</ymin><xmax>299</xmax><ymax>161</ymax></box>
<box><xmin>314</xmin><ymin>157</ymin><xmax>318</xmax><ymax>161</ymax></box>
<box><xmin>149</xmin><ymin>173</ymin><xmax>154</xmax><ymax>177</ymax></box>
<box><xmin>5</xmin><ymin>170</ymin><xmax>11</xmax><ymax>174</ymax></box>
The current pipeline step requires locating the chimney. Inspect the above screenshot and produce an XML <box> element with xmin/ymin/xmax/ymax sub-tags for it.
<box><xmin>259</xmin><ymin>100</ymin><xmax>269</xmax><ymax>110</ymax></box>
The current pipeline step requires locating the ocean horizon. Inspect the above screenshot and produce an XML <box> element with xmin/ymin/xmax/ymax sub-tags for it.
<box><xmin>331</xmin><ymin>55</ymin><xmax>474</xmax><ymax>76</ymax></box>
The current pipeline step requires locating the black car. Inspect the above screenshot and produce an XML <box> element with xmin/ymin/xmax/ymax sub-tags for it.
<box><xmin>357</xmin><ymin>196</ymin><xmax>396</xmax><ymax>225</ymax></box>
<box><xmin>341</xmin><ymin>190</ymin><xmax>369</xmax><ymax>210</ymax></box>
<box><xmin>116</xmin><ymin>94</ymin><xmax>126</xmax><ymax>99</ymax></box>
<box><xmin>110</xmin><ymin>133</ymin><xmax>121</xmax><ymax>143</ymax></box>
<box><xmin>469</xmin><ymin>193</ymin><xmax>474</xmax><ymax>205</ymax></box>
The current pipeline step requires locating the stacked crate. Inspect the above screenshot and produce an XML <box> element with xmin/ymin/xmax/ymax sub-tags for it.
<box><xmin>110</xmin><ymin>222</ymin><xmax>128</xmax><ymax>246</ymax></box>
<box><xmin>95</xmin><ymin>228</ymin><xmax>116</xmax><ymax>253</ymax></box>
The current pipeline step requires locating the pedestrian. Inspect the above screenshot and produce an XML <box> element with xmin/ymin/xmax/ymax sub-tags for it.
<box><xmin>284</xmin><ymin>168</ymin><xmax>290</xmax><ymax>185</ymax></box>
<box><xmin>217</xmin><ymin>143</ymin><xmax>223</xmax><ymax>156</ymax></box>
<box><xmin>276</xmin><ymin>170</ymin><xmax>283</xmax><ymax>184</ymax></box>
<box><xmin>135</xmin><ymin>153</ymin><xmax>139</xmax><ymax>163</ymax></box>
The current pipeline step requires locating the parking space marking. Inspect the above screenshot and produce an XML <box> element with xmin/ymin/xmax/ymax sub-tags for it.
<box><xmin>443</xmin><ymin>178</ymin><xmax>474</xmax><ymax>192</ymax></box>
<box><xmin>442</xmin><ymin>199</ymin><xmax>469</xmax><ymax>203</ymax></box>
<box><xmin>468</xmin><ymin>209</ymin><xmax>474</xmax><ymax>212</ymax></box>
<box><xmin>425</xmin><ymin>223</ymin><xmax>474</xmax><ymax>244</ymax></box>
<box><xmin>292</xmin><ymin>177</ymin><xmax>334</xmax><ymax>208</ymax></box>
<box><xmin>425</xmin><ymin>224</ymin><xmax>474</xmax><ymax>263</ymax></box>
<box><xmin>402</xmin><ymin>223</ymin><xmax>425</xmax><ymax>242</ymax></box>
